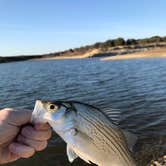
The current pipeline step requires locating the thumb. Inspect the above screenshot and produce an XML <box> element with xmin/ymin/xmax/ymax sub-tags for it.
<box><xmin>4</xmin><ymin>108</ymin><xmax>32</xmax><ymax>126</ymax></box>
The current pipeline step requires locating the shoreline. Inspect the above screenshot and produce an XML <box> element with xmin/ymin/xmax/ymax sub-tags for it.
<box><xmin>1</xmin><ymin>36</ymin><xmax>166</xmax><ymax>63</ymax></box>
<box><xmin>101</xmin><ymin>47</ymin><xmax>166</xmax><ymax>61</ymax></box>
<box><xmin>37</xmin><ymin>47</ymin><xmax>166</xmax><ymax>61</ymax></box>
<box><xmin>1</xmin><ymin>45</ymin><xmax>166</xmax><ymax>64</ymax></box>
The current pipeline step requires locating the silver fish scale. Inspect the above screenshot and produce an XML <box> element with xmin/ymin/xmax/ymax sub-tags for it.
<box><xmin>74</xmin><ymin>103</ymin><xmax>135</xmax><ymax>166</ymax></box>
<box><xmin>77</xmin><ymin>111</ymin><xmax>112</xmax><ymax>153</ymax></box>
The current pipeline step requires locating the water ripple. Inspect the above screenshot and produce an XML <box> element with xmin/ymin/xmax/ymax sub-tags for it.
<box><xmin>1</xmin><ymin>58</ymin><xmax>166</xmax><ymax>166</ymax></box>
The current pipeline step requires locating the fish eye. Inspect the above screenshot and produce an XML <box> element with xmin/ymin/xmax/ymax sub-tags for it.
<box><xmin>50</xmin><ymin>104</ymin><xmax>55</xmax><ymax>110</ymax></box>
<box><xmin>48</xmin><ymin>104</ymin><xmax>58</xmax><ymax>112</ymax></box>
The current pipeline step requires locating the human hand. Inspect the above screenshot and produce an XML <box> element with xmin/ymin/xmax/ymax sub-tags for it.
<box><xmin>0</xmin><ymin>108</ymin><xmax>52</xmax><ymax>164</ymax></box>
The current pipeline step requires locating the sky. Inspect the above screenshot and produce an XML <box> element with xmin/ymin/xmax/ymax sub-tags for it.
<box><xmin>0</xmin><ymin>0</ymin><xmax>166</xmax><ymax>56</ymax></box>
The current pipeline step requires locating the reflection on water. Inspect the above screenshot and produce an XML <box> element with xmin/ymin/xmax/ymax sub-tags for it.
<box><xmin>1</xmin><ymin>58</ymin><xmax>166</xmax><ymax>166</ymax></box>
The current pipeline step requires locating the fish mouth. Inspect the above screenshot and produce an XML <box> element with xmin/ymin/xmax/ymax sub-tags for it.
<box><xmin>31</xmin><ymin>100</ymin><xmax>46</xmax><ymax>123</ymax></box>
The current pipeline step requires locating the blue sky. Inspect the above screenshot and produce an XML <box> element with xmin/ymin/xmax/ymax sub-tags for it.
<box><xmin>0</xmin><ymin>0</ymin><xmax>166</xmax><ymax>56</ymax></box>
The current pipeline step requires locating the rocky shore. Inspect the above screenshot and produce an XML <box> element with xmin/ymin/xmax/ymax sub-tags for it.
<box><xmin>148</xmin><ymin>155</ymin><xmax>166</xmax><ymax>166</ymax></box>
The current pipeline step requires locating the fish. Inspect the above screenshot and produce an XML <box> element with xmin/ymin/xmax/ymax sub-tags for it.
<box><xmin>31</xmin><ymin>100</ymin><xmax>137</xmax><ymax>166</ymax></box>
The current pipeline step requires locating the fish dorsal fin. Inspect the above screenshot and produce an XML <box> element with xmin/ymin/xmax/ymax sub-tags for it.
<box><xmin>122</xmin><ymin>130</ymin><xmax>137</xmax><ymax>152</ymax></box>
<box><xmin>67</xmin><ymin>144</ymin><xmax>78</xmax><ymax>163</ymax></box>
<box><xmin>102</xmin><ymin>108</ymin><xmax>120</xmax><ymax>125</ymax></box>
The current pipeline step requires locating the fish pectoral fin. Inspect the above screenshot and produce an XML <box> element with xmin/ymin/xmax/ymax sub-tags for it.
<box><xmin>122</xmin><ymin>130</ymin><xmax>138</xmax><ymax>152</ymax></box>
<box><xmin>67</xmin><ymin>144</ymin><xmax>78</xmax><ymax>163</ymax></box>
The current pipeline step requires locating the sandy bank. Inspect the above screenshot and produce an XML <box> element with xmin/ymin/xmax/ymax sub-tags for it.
<box><xmin>101</xmin><ymin>47</ymin><xmax>166</xmax><ymax>61</ymax></box>
<box><xmin>38</xmin><ymin>49</ymin><xmax>100</xmax><ymax>60</ymax></box>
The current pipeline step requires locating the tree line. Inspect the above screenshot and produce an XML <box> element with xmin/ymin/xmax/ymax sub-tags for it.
<box><xmin>47</xmin><ymin>36</ymin><xmax>166</xmax><ymax>57</ymax></box>
<box><xmin>65</xmin><ymin>36</ymin><xmax>166</xmax><ymax>54</ymax></box>
<box><xmin>93</xmin><ymin>36</ymin><xmax>166</xmax><ymax>49</ymax></box>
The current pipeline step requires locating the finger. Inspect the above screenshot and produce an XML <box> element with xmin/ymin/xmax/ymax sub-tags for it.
<box><xmin>0</xmin><ymin>148</ymin><xmax>20</xmax><ymax>164</ymax></box>
<box><xmin>34</xmin><ymin>123</ymin><xmax>50</xmax><ymax>131</ymax></box>
<box><xmin>7</xmin><ymin>152</ymin><xmax>20</xmax><ymax>163</ymax></box>
<box><xmin>17</xmin><ymin>135</ymin><xmax>47</xmax><ymax>151</ymax></box>
<box><xmin>2</xmin><ymin>108</ymin><xmax>32</xmax><ymax>127</ymax></box>
<box><xmin>21</xmin><ymin>126</ymin><xmax>52</xmax><ymax>141</ymax></box>
<box><xmin>9</xmin><ymin>143</ymin><xmax>35</xmax><ymax>158</ymax></box>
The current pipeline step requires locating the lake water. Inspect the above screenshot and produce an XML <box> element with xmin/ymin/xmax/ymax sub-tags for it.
<box><xmin>1</xmin><ymin>58</ymin><xmax>166</xmax><ymax>166</ymax></box>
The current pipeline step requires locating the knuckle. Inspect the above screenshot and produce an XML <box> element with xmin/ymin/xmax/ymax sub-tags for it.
<box><xmin>9</xmin><ymin>143</ymin><xmax>17</xmax><ymax>153</ymax></box>
<box><xmin>3</xmin><ymin>108</ymin><xmax>13</xmax><ymax>112</ymax></box>
<box><xmin>17</xmin><ymin>135</ymin><xmax>27</xmax><ymax>145</ymax></box>
<box><xmin>22</xmin><ymin>126</ymin><xmax>33</xmax><ymax>137</ymax></box>
<box><xmin>21</xmin><ymin>127</ymin><xmax>27</xmax><ymax>136</ymax></box>
<box><xmin>3</xmin><ymin>108</ymin><xmax>14</xmax><ymax>117</ymax></box>
<box><xmin>0</xmin><ymin>108</ymin><xmax>13</xmax><ymax>120</ymax></box>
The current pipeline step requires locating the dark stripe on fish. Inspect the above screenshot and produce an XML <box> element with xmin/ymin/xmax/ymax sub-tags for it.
<box><xmin>81</xmin><ymin>115</ymin><xmax>131</xmax><ymax>165</ymax></box>
<box><xmin>89</xmin><ymin>114</ymin><xmax>134</xmax><ymax>165</ymax></box>
<box><xmin>78</xmin><ymin>111</ymin><xmax>133</xmax><ymax>165</ymax></box>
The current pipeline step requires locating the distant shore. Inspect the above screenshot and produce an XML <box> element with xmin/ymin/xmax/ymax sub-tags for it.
<box><xmin>39</xmin><ymin>51</ymin><xmax>166</xmax><ymax>61</ymax></box>
<box><xmin>38</xmin><ymin>45</ymin><xmax>166</xmax><ymax>61</ymax></box>
<box><xmin>101</xmin><ymin>47</ymin><xmax>166</xmax><ymax>61</ymax></box>
<box><xmin>1</xmin><ymin>36</ymin><xmax>166</xmax><ymax>63</ymax></box>
<box><xmin>1</xmin><ymin>46</ymin><xmax>166</xmax><ymax>64</ymax></box>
